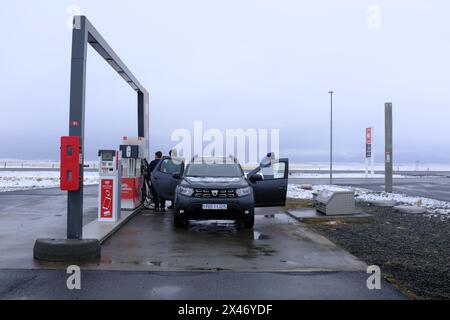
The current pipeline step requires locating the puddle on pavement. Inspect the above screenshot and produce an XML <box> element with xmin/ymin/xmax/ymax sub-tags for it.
<box><xmin>151</xmin><ymin>286</ymin><xmax>182</xmax><ymax>296</ymax></box>
<box><xmin>262</xmin><ymin>213</ymin><xmax>296</xmax><ymax>224</ymax></box>
<box><xmin>145</xmin><ymin>261</ymin><xmax>169</xmax><ymax>267</ymax></box>
<box><xmin>180</xmin><ymin>214</ymin><xmax>294</xmax><ymax>238</ymax></box>
<box><xmin>253</xmin><ymin>231</ymin><xmax>270</xmax><ymax>240</ymax></box>
<box><xmin>141</xmin><ymin>213</ymin><xmax>153</xmax><ymax>216</ymax></box>
<box><xmin>188</xmin><ymin>220</ymin><xmax>239</xmax><ymax>236</ymax></box>
<box><xmin>106</xmin><ymin>260</ymin><xmax>169</xmax><ymax>268</ymax></box>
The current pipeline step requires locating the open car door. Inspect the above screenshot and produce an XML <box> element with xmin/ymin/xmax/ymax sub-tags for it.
<box><xmin>150</xmin><ymin>156</ymin><xmax>185</xmax><ymax>201</ymax></box>
<box><xmin>247</xmin><ymin>158</ymin><xmax>289</xmax><ymax>207</ymax></box>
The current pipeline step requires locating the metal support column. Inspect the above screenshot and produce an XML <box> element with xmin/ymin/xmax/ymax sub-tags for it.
<box><xmin>385</xmin><ymin>103</ymin><xmax>393</xmax><ymax>193</ymax></box>
<box><xmin>328</xmin><ymin>91</ymin><xmax>334</xmax><ymax>185</ymax></box>
<box><xmin>67</xmin><ymin>17</ymin><xmax>88</xmax><ymax>239</ymax></box>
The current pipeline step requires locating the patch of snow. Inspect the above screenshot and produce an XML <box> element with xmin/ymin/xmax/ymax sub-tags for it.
<box><xmin>287</xmin><ymin>184</ymin><xmax>450</xmax><ymax>217</ymax></box>
<box><xmin>354</xmin><ymin>189</ymin><xmax>450</xmax><ymax>213</ymax></box>
<box><xmin>287</xmin><ymin>184</ymin><xmax>351</xmax><ymax>200</ymax></box>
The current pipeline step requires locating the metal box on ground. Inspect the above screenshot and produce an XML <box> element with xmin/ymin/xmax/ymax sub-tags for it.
<box><xmin>314</xmin><ymin>190</ymin><xmax>356</xmax><ymax>216</ymax></box>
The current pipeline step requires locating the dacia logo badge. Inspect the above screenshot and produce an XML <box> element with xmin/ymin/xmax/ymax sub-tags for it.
<box><xmin>211</xmin><ymin>190</ymin><xmax>219</xmax><ymax>197</ymax></box>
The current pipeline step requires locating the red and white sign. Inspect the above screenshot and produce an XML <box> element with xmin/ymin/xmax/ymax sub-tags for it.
<box><xmin>100</xmin><ymin>179</ymin><xmax>114</xmax><ymax>218</ymax></box>
<box><xmin>366</xmin><ymin>128</ymin><xmax>372</xmax><ymax>145</ymax></box>
<box><xmin>121</xmin><ymin>177</ymin><xmax>142</xmax><ymax>210</ymax></box>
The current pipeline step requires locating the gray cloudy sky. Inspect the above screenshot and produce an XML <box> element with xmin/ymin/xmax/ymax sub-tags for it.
<box><xmin>0</xmin><ymin>0</ymin><xmax>449</xmax><ymax>163</ymax></box>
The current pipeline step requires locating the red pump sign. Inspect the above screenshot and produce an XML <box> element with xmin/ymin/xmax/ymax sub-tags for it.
<box><xmin>100</xmin><ymin>179</ymin><xmax>114</xmax><ymax>218</ymax></box>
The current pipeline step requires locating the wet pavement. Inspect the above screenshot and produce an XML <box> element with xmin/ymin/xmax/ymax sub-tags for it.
<box><xmin>0</xmin><ymin>186</ymin><xmax>98</xmax><ymax>270</ymax></box>
<box><xmin>78</xmin><ymin>208</ymin><xmax>366</xmax><ymax>272</ymax></box>
<box><xmin>0</xmin><ymin>186</ymin><xmax>405</xmax><ymax>299</ymax></box>
<box><xmin>0</xmin><ymin>185</ymin><xmax>365</xmax><ymax>272</ymax></box>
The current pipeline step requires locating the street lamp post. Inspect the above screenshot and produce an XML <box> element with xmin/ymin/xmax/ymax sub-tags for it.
<box><xmin>328</xmin><ymin>90</ymin><xmax>334</xmax><ymax>185</ymax></box>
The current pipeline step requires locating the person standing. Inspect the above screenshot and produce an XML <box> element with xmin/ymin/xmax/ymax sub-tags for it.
<box><xmin>260</xmin><ymin>152</ymin><xmax>275</xmax><ymax>167</ymax></box>
<box><xmin>166</xmin><ymin>149</ymin><xmax>181</xmax><ymax>209</ymax></box>
<box><xmin>148</xmin><ymin>151</ymin><xmax>166</xmax><ymax>212</ymax></box>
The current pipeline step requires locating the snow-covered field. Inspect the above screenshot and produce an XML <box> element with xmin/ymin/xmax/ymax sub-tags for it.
<box><xmin>0</xmin><ymin>171</ymin><xmax>99</xmax><ymax>192</ymax></box>
<box><xmin>2</xmin><ymin>160</ymin><xmax>450</xmax><ymax>172</ymax></box>
<box><xmin>287</xmin><ymin>184</ymin><xmax>450</xmax><ymax>217</ymax></box>
<box><xmin>0</xmin><ymin>159</ymin><xmax>97</xmax><ymax>169</ymax></box>
<box><xmin>289</xmin><ymin>173</ymin><xmax>406</xmax><ymax>178</ymax></box>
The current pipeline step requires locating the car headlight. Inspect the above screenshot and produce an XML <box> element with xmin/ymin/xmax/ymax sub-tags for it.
<box><xmin>178</xmin><ymin>185</ymin><xmax>194</xmax><ymax>197</ymax></box>
<box><xmin>236</xmin><ymin>186</ymin><xmax>252</xmax><ymax>197</ymax></box>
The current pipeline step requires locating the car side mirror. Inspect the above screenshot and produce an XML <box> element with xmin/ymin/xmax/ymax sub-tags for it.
<box><xmin>249</xmin><ymin>173</ymin><xmax>263</xmax><ymax>182</ymax></box>
<box><xmin>172</xmin><ymin>173</ymin><xmax>182</xmax><ymax>179</ymax></box>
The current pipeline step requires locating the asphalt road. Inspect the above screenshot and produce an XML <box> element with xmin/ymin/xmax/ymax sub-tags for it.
<box><xmin>0</xmin><ymin>269</ymin><xmax>403</xmax><ymax>300</ymax></box>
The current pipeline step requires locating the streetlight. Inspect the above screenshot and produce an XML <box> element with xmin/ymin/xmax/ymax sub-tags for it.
<box><xmin>328</xmin><ymin>90</ymin><xmax>334</xmax><ymax>185</ymax></box>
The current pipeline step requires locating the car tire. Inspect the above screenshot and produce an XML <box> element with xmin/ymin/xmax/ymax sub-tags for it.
<box><xmin>243</xmin><ymin>214</ymin><xmax>255</xmax><ymax>229</ymax></box>
<box><xmin>174</xmin><ymin>215</ymin><xmax>187</xmax><ymax>228</ymax></box>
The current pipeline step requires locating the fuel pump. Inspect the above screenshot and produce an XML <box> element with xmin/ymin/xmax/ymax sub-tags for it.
<box><xmin>120</xmin><ymin>136</ymin><xmax>146</xmax><ymax>210</ymax></box>
<box><xmin>98</xmin><ymin>150</ymin><xmax>122</xmax><ymax>222</ymax></box>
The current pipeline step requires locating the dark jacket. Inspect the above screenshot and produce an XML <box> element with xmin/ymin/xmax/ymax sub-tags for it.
<box><xmin>148</xmin><ymin>158</ymin><xmax>161</xmax><ymax>177</ymax></box>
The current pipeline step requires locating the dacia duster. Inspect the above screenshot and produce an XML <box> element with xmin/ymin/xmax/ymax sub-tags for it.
<box><xmin>151</xmin><ymin>156</ymin><xmax>289</xmax><ymax>228</ymax></box>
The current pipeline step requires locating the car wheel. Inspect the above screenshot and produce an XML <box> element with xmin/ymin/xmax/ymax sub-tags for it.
<box><xmin>174</xmin><ymin>215</ymin><xmax>187</xmax><ymax>228</ymax></box>
<box><xmin>243</xmin><ymin>214</ymin><xmax>255</xmax><ymax>229</ymax></box>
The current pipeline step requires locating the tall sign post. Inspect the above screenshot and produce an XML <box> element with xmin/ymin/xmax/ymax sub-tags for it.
<box><xmin>365</xmin><ymin>127</ymin><xmax>374</xmax><ymax>178</ymax></box>
<box><xmin>328</xmin><ymin>91</ymin><xmax>334</xmax><ymax>185</ymax></box>
<box><xmin>370</xmin><ymin>127</ymin><xmax>375</xmax><ymax>177</ymax></box>
<box><xmin>385</xmin><ymin>103</ymin><xmax>393</xmax><ymax>193</ymax></box>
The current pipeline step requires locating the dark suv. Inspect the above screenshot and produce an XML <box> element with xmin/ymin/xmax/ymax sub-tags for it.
<box><xmin>151</xmin><ymin>156</ymin><xmax>289</xmax><ymax>228</ymax></box>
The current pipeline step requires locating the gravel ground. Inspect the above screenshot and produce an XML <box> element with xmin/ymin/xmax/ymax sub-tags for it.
<box><xmin>307</xmin><ymin>205</ymin><xmax>450</xmax><ymax>299</ymax></box>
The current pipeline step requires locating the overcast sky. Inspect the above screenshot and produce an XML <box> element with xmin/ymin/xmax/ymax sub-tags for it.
<box><xmin>0</xmin><ymin>0</ymin><xmax>449</xmax><ymax>163</ymax></box>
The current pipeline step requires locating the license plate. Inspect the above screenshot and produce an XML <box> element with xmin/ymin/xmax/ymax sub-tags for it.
<box><xmin>202</xmin><ymin>204</ymin><xmax>227</xmax><ymax>210</ymax></box>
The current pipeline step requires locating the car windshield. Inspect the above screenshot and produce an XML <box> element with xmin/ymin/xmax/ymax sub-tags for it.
<box><xmin>185</xmin><ymin>159</ymin><xmax>243</xmax><ymax>177</ymax></box>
